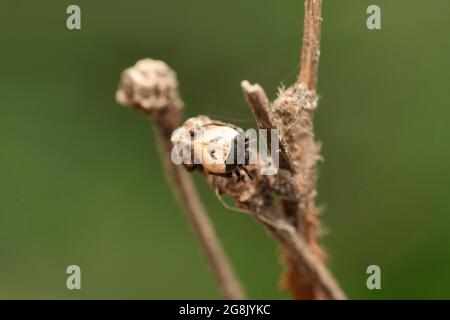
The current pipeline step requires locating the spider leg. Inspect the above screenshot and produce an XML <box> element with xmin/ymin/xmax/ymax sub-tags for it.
<box><xmin>214</xmin><ymin>189</ymin><xmax>287</xmax><ymax>231</ymax></box>
<box><xmin>239</xmin><ymin>165</ymin><xmax>254</xmax><ymax>180</ymax></box>
<box><xmin>234</xmin><ymin>168</ymin><xmax>244</xmax><ymax>182</ymax></box>
<box><xmin>204</xmin><ymin>169</ymin><xmax>233</xmax><ymax>178</ymax></box>
<box><xmin>214</xmin><ymin>189</ymin><xmax>252</xmax><ymax>215</ymax></box>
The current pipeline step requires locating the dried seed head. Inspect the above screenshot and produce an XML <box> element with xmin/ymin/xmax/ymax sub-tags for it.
<box><xmin>116</xmin><ymin>58</ymin><xmax>183</xmax><ymax>114</ymax></box>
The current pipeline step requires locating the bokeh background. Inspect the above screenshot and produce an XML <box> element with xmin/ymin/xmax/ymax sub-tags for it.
<box><xmin>0</xmin><ymin>0</ymin><xmax>449</xmax><ymax>299</ymax></box>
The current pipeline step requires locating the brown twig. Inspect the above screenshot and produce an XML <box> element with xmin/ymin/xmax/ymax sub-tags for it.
<box><xmin>241</xmin><ymin>81</ymin><xmax>291</xmax><ymax>171</ymax></box>
<box><xmin>299</xmin><ymin>0</ymin><xmax>323</xmax><ymax>89</ymax></box>
<box><xmin>254</xmin><ymin>213</ymin><xmax>346</xmax><ymax>300</ymax></box>
<box><xmin>279</xmin><ymin>0</ymin><xmax>328</xmax><ymax>299</ymax></box>
<box><xmin>116</xmin><ymin>59</ymin><xmax>246</xmax><ymax>300</ymax></box>
<box><xmin>154</xmin><ymin>124</ymin><xmax>246</xmax><ymax>300</ymax></box>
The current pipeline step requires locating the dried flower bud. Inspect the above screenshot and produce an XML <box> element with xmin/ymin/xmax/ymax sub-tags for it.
<box><xmin>116</xmin><ymin>58</ymin><xmax>183</xmax><ymax>114</ymax></box>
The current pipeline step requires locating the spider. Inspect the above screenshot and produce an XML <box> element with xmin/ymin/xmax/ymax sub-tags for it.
<box><xmin>171</xmin><ymin>119</ymin><xmax>254</xmax><ymax>181</ymax></box>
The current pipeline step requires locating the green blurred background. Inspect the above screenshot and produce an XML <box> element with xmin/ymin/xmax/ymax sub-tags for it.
<box><xmin>0</xmin><ymin>0</ymin><xmax>449</xmax><ymax>299</ymax></box>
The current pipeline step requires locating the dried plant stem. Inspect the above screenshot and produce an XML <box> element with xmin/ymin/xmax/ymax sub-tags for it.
<box><xmin>280</xmin><ymin>0</ymin><xmax>330</xmax><ymax>299</ymax></box>
<box><xmin>153</xmin><ymin>116</ymin><xmax>246</xmax><ymax>300</ymax></box>
<box><xmin>255</xmin><ymin>213</ymin><xmax>346</xmax><ymax>300</ymax></box>
<box><xmin>299</xmin><ymin>0</ymin><xmax>323</xmax><ymax>89</ymax></box>
<box><xmin>115</xmin><ymin>59</ymin><xmax>246</xmax><ymax>300</ymax></box>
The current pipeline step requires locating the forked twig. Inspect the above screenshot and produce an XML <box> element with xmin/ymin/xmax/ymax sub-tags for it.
<box><xmin>115</xmin><ymin>0</ymin><xmax>347</xmax><ymax>300</ymax></box>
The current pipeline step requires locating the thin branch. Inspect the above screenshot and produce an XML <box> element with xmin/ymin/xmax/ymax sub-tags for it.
<box><xmin>240</xmin><ymin>81</ymin><xmax>273</xmax><ymax>132</ymax></box>
<box><xmin>241</xmin><ymin>81</ymin><xmax>290</xmax><ymax>171</ymax></box>
<box><xmin>154</xmin><ymin>122</ymin><xmax>246</xmax><ymax>300</ymax></box>
<box><xmin>116</xmin><ymin>59</ymin><xmax>246</xmax><ymax>300</ymax></box>
<box><xmin>255</xmin><ymin>213</ymin><xmax>346</xmax><ymax>300</ymax></box>
<box><xmin>299</xmin><ymin>0</ymin><xmax>323</xmax><ymax>89</ymax></box>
